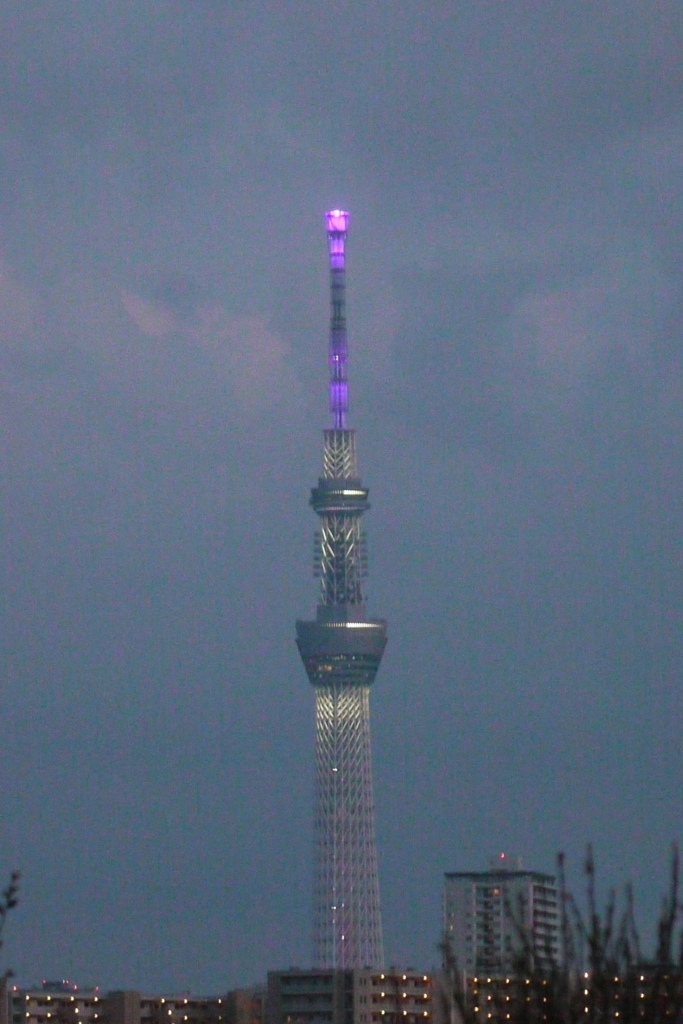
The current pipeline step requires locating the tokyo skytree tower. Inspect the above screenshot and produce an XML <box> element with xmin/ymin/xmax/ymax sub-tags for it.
<box><xmin>296</xmin><ymin>210</ymin><xmax>387</xmax><ymax>970</ymax></box>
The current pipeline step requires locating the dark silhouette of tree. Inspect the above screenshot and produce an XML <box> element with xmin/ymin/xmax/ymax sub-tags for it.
<box><xmin>0</xmin><ymin>872</ymin><xmax>19</xmax><ymax>984</ymax></box>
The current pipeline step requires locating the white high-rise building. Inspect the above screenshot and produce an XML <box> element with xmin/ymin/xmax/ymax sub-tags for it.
<box><xmin>443</xmin><ymin>856</ymin><xmax>560</xmax><ymax>976</ymax></box>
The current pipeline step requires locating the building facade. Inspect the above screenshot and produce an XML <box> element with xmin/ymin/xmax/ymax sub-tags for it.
<box><xmin>223</xmin><ymin>989</ymin><xmax>264</xmax><ymax>1024</ymax></box>
<box><xmin>266</xmin><ymin>970</ymin><xmax>353</xmax><ymax>1024</ymax></box>
<box><xmin>266</xmin><ymin>969</ymin><xmax>432</xmax><ymax>1024</ymax></box>
<box><xmin>3</xmin><ymin>983</ymin><xmax>230</xmax><ymax>1024</ymax></box>
<box><xmin>352</xmin><ymin>969</ymin><xmax>432</xmax><ymax>1024</ymax></box>
<box><xmin>443</xmin><ymin>861</ymin><xmax>560</xmax><ymax>976</ymax></box>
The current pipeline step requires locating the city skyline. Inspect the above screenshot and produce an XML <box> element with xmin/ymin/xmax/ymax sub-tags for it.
<box><xmin>0</xmin><ymin>0</ymin><xmax>682</xmax><ymax>996</ymax></box>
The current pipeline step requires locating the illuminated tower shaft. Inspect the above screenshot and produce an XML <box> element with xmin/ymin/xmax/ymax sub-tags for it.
<box><xmin>296</xmin><ymin>211</ymin><xmax>386</xmax><ymax>970</ymax></box>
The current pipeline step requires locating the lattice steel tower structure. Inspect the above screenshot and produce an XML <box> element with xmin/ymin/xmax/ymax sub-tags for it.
<box><xmin>296</xmin><ymin>210</ymin><xmax>387</xmax><ymax>970</ymax></box>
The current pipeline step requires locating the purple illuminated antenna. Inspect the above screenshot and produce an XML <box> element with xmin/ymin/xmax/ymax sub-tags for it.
<box><xmin>326</xmin><ymin>209</ymin><xmax>349</xmax><ymax>429</ymax></box>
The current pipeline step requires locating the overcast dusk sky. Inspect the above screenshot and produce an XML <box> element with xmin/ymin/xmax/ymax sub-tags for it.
<box><xmin>1</xmin><ymin>0</ymin><xmax>683</xmax><ymax>994</ymax></box>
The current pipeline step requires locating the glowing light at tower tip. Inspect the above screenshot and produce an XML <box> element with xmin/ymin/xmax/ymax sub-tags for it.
<box><xmin>326</xmin><ymin>209</ymin><xmax>349</xmax><ymax>233</ymax></box>
<box><xmin>326</xmin><ymin>209</ymin><xmax>349</xmax><ymax>429</ymax></box>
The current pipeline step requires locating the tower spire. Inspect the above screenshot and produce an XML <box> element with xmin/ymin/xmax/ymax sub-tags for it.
<box><xmin>296</xmin><ymin>210</ymin><xmax>387</xmax><ymax>970</ymax></box>
<box><xmin>326</xmin><ymin>209</ymin><xmax>349</xmax><ymax>429</ymax></box>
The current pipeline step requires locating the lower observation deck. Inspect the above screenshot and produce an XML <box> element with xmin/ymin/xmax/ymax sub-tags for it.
<box><xmin>296</xmin><ymin>609</ymin><xmax>387</xmax><ymax>688</ymax></box>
